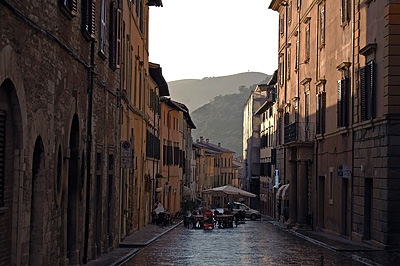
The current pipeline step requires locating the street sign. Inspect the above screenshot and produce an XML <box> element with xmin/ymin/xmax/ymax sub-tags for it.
<box><xmin>338</xmin><ymin>164</ymin><xmax>351</xmax><ymax>178</ymax></box>
<box><xmin>121</xmin><ymin>141</ymin><xmax>132</xmax><ymax>168</ymax></box>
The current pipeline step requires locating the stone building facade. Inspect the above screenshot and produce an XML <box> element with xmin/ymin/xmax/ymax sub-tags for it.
<box><xmin>0</xmin><ymin>0</ymin><xmax>123</xmax><ymax>265</ymax></box>
<box><xmin>243</xmin><ymin>87</ymin><xmax>267</xmax><ymax>210</ymax></box>
<box><xmin>269</xmin><ymin>0</ymin><xmax>400</xmax><ymax>248</ymax></box>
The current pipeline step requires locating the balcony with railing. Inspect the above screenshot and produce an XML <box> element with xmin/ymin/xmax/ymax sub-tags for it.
<box><xmin>284</xmin><ymin>122</ymin><xmax>315</xmax><ymax>144</ymax></box>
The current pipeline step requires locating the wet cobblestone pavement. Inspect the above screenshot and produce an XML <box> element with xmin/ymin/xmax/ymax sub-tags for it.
<box><xmin>123</xmin><ymin>221</ymin><xmax>366</xmax><ymax>266</ymax></box>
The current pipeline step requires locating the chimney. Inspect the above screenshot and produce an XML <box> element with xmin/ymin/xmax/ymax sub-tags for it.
<box><xmin>206</xmin><ymin>139</ymin><xmax>209</xmax><ymax>143</ymax></box>
<box><xmin>200</xmin><ymin>136</ymin><xmax>204</xmax><ymax>142</ymax></box>
<box><xmin>218</xmin><ymin>143</ymin><xmax>221</xmax><ymax>147</ymax></box>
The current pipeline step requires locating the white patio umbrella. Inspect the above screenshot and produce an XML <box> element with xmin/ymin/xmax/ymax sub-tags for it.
<box><xmin>202</xmin><ymin>185</ymin><xmax>256</xmax><ymax>198</ymax></box>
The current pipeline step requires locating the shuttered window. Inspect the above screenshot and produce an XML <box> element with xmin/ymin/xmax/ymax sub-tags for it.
<box><xmin>341</xmin><ymin>0</ymin><xmax>351</xmax><ymax>25</ymax></box>
<box><xmin>0</xmin><ymin>111</ymin><xmax>6</xmax><ymax>207</ymax></box>
<box><xmin>360</xmin><ymin>61</ymin><xmax>376</xmax><ymax>121</ymax></box>
<box><xmin>305</xmin><ymin>22</ymin><xmax>310</xmax><ymax>62</ymax></box>
<box><xmin>59</xmin><ymin>0</ymin><xmax>78</xmax><ymax>17</ymax></box>
<box><xmin>337</xmin><ymin>77</ymin><xmax>350</xmax><ymax>128</ymax></box>
<box><xmin>287</xmin><ymin>48</ymin><xmax>291</xmax><ymax>80</ymax></box>
<box><xmin>109</xmin><ymin>1</ymin><xmax>121</xmax><ymax>69</ymax></box>
<box><xmin>316</xmin><ymin>92</ymin><xmax>326</xmax><ymax>134</ymax></box>
<box><xmin>295</xmin><ymin>34</ymin><xmax>299</xmax><ymax>70</ymax></box>
<box><xmin>82</xmin><ymin>0</ymin><xmax>96</xmax><ymax>40</ymax></box>
<box><xmin>319</xmin><ymin>3</ymin><xmax>325</xmax><ymax>47</ymax></box>
<box><xmin>99</xmin><ymin>0</ymin><xmax>107</xmax><ymax>56</ymax></box>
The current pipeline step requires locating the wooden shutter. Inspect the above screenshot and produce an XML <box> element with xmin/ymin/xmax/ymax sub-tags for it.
<box><xmin>368</xmin><ymin>61</ymin><xmax>376</xmax><ymax>119</ymax></box>
<box><xmin>343</xmin><ymin>77</ymin><xmax>349</xmax><ymax>126</ymax></box>
<box><xmin>100</xmin><ymin>0</ymin><xmax>106</xmax><ymax>54</ymax></box>
<box><xmin>306</xmin><ymin>23</ymin><xmax>310</xmax><ymax>60</ymax></box>
<box><xmin>82</xmin><ymin>0</ymin><xmax>96</xmax><ymax>39</ymax></box>
<box><xmin>71</xmin><ymin>0</ymin><xmax>78</xmax><ymax>14</ymax></box>
<box><xmin>109</xmin><ymin>1</ymin><xmax>117</xmax><ymax>69</ymax></box>
<box><xmin>116</xmin><ymin>5</ymin><xmax>122</xmax><ymax>68</ymax></box>
<box><xmin>360</xmin><ymin>66</ymin><xmax>367</xmax><ymax>121</ymax></box>
<box><xmin>0</xmin><ymin>111</ymin><xmax>6</xmax><ymax>207</ymax></box>
<box><xmin>296</xmin><ymin>35</ymin><xmax>299</xmax><ymax>69</ymax></box>
<box><xmin>320</xmin><ymin>5</ymin><xmax>325</xmax><ymax>45</ymax></box>
<box><xmin>90</xmin><ymin>0</ymin><xmax>96</xmax><ymax>38</ymax></box>
<box><xmin>337</xmin><ymin>80</ymin><xmax>342</xmax><ymax>127</ymax></box>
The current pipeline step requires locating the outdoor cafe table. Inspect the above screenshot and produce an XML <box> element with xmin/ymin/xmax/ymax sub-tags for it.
<box><xmin>192</xmin><ymin>215</ymin><xmax>203</xmax><ymax>229</ymax></box>
<box><xmin>214</xmin><ymin>214</ymin><xmax>234</xmax><ymax>228</ymax></box>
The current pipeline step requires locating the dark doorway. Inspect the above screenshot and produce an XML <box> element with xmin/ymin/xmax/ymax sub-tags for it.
<box><xmin>67</xmin><ymin>115</ymin><xmax>80</xmax><ymax>262</ymax></box>
<box><xmin>364</xmin><ymin>178</ymin><xmax>373</xmax><ymax>240</ymax></box>
<box><xmin>341</xmin><ymin>178</ymin><xmax>349</xmax><ymax>236</ymax></box>
<box><xmin>29</xmin><ymin>137</ymin><xmax>45</xmax><ymax>266</ymax></box>
<box><xmin>318</xmin><ymin>176</ymin><xmax>325</xmax><ymax>228</ymax></box>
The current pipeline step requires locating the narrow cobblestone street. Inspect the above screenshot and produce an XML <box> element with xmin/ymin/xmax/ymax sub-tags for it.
<box><xmin>123</xmin><ymin>220</ymin><xmax>369</xmax><ymax>266</ymax></box>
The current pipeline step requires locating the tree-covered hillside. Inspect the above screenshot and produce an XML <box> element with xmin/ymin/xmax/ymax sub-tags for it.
<box><xmin>191</xmin><ymin>78</ymin><xmax>270</xmax><ymax>156</ymax></box>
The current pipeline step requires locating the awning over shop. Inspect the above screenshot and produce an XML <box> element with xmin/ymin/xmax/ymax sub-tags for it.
<box><xmin>281</xmin><ymin>184</ymin><xmax>289</xmax><ymax>200</ymax></box>
<box><xmin>276</xmin><ymin>184</ymin><xmax>289</xmax><ymax>199</ymax></box>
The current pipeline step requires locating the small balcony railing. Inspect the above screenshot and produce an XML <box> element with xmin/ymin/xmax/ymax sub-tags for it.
<box><xmin>284</xmin><ymin>122</ymin><xmax>315</xmax><ymax>144</ymax></box>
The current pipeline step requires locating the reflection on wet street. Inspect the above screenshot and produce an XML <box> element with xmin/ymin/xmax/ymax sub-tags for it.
<box><xmin>124</xmin><ymin>221</ymin><xmax>365</xmax><ymax>266</ymax></box>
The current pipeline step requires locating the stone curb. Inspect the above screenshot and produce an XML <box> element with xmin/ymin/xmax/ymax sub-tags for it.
<box><xmin>113</xmin><ymin>221</ymin><xmax>183</xmax><ymax>265</ymax></box>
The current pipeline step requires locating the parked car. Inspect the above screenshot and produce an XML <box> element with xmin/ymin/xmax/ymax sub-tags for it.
<box><xmin>228</xmin><ymin>202</ymin><xmax>261</xmax><ymax>220</ymax></box>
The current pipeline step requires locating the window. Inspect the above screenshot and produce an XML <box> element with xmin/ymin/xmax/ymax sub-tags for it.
<box><xmin>279</xmin><ymin>56</ymin><xmax>284</xmax><ymax>85</ymax></box>
<box><xmin>280</xmin><ymin>15</ymin><xmax>284</xmax><ymax>35</ymax></box>
<box><xmin>174</xmin><ymin>142</ymin><xmax>179</xmax><ymax>166</ymax></box>
<box><xmin>0</xmin><ymin>111</ymin><xmax>6</xmax><ymax>207</ymax></box>
<box><xmin>341</xmin><ymin>0</ymin><xmax>351</xmax><ymax>25</ymax></box>
<box><xmin>287</xmin><ymin>47</ymin><xmax>291</xmax><ymax>80</ymax></box>
<box><xmin>295</xmin><ymin>33</ymin><xmax>299</xmax><ymax>70</ymax></box>
<box><xmin>99</xmin><ymin>0</ymin><xmax>107</xmax><ymax>56</ymax></box>
<box><xmin>316</xmin><ymin>91</ymin><xmax>326</xmax><ymax>134</ymax></box>
<box><xmin>305</xmin><ymin>22</ymin><xmax>310</xmax><ymax>62</ymax></box>
<box><xmin>59</xmin><ymin>0</ymin><xmax>77</xmax><ymax>17</ymax></box>
<box><xmin>82</xmin><ymin>0</ymin><xmax>96</xmax><ymax>40</ymax></box>
<box><xmin>297</xmin><ymin>0</ymin><xmax>301</xmax><ymax>10</ymax></box>
<box><xmin>305</xmin><ymin>91</ymin><xmax>310</xmax><ymax>125</ymax></box>
<box><xmin>109</xmin><ymin>1</ymin><xmax>121</xmax><ymax>69</ymax></box>
<box><xmin>360</xmin><ymin>61</ymin><xmax>376</xmax><ymax>121</ymax></box>
<box><xmin>288</xmin><ymin>2</ymin><xmax>292</xmax><ymax>24</ymax></box>
<box><xmin>337</xmin><ymin>77</ymin><xmax>350</xmax><ymax>127</ymax></box>
<box><xmin>319</xmin><ymin>3</ymin><xmax>325</xmax><ymax>47</ymax></box>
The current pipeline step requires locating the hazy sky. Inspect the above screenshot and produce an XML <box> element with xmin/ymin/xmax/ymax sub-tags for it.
<box><xmin>149</xmin><ymin>0</ymin><xmax>279</xmax><ymax>82</ymax></box>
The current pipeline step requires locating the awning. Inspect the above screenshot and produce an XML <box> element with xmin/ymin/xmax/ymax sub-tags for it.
<box><xmin>281</xmin><ymin>184</ymin><xmax>290</xmax><ymax>200</ymax></box>
<box><xmin>276</xmin><ymin>184</ymin><xmax>285</xmax><ymax>199</ymax></box>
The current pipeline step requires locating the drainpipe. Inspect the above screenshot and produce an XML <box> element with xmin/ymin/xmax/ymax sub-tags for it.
<box><xmin>83</xmin><ymin>38</ymin><xmax>94</xmax><ymax>264</ymax></box>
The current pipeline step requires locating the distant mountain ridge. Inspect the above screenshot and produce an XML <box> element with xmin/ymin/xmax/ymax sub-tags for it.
<box><xmin>168</xmin><ymin>72</ymin><xmax>271</xmax><ymax>156</ymax></box>
<box><xmin>168</xmin><ymin>72</ymin><xmax>268</xmax><ymax>112</ymax></box>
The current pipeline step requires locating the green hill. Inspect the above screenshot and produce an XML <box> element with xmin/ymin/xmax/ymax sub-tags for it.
<box><xmin>168</xmin><ymin>72</ymin><xmax>268</xmax><ymax>112</ymax></box>
<box><xmin>190</xmin><ymin>77</ymin><xmax>271</xmax><ymax>156</ymax></box>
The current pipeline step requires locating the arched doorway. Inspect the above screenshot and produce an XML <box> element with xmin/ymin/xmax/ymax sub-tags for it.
<box><xmin>0</xmin><ymin>78</ymin><xmax>23</xmax><ymax>266</ymax></box>
<box><xmin>67</xmin><ymin>115</ymin><xmax>80</xmax><ymax>264</ymax></box>
<box><xmin>29</xmin><ymin>137</ymin><xmax>45</xmax><ymax>266</ymax></box>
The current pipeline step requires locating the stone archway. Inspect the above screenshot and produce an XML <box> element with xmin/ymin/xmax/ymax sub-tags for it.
<box><xmin>29</xmin><ymin>136</ymin><xmax>45</xmax><ymax>266</ymax></box>
<box><xmin>0</xmin><ymin>78</ymin><xmax>24</xmax><ymax>266</ymax></box>
<box><xmin>67</xmin><ymin>115</ymin><xmax>80</xmax><ymax>264</ymax></box>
